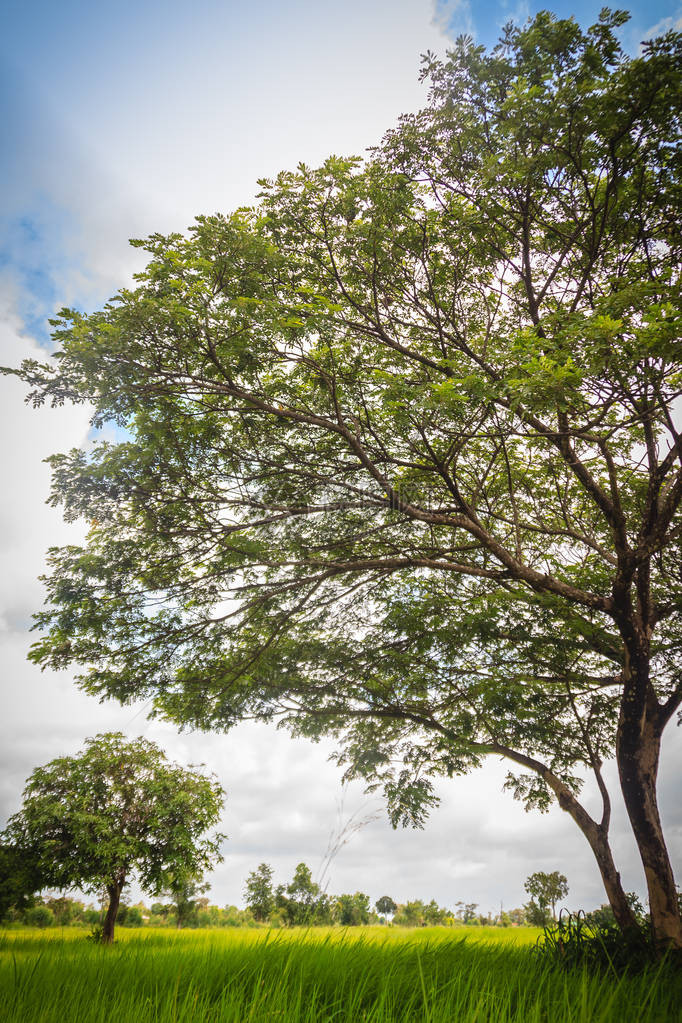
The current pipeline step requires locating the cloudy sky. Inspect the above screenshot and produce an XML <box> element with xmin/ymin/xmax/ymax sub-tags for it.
<box><xmin>1</xmin><ymin>0</ymin><xmax>681</xmax><ymax>917</ymax></box>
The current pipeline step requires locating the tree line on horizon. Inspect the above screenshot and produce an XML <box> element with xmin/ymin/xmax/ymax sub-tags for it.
<box><xmin>5</xmin><ymin>859</ymin><xmax>643</xmax><ymax>933</ymax></box>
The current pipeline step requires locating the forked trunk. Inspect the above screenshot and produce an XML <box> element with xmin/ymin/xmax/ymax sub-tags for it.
<box><xmin>102</xmin><ymin>881</ymin><xmax>123</xmax><ymax>944</ymax></box>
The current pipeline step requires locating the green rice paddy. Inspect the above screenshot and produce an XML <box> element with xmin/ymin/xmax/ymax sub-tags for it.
<box><xmin>1</xmin><ymin>926</ymin><xmax>679</xmax><ymax>1022</ymax></box>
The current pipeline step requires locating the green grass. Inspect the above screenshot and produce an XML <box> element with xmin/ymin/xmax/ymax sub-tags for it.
<box><xmin>1</xmin><ymin>926</ymin><xmax>679</xmax><ymax>1022</ymax></box>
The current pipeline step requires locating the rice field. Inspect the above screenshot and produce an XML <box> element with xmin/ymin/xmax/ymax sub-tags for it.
<box><xmin>1</xmin><ymin>925</ymin><xmax>679</xmax><ymax>1022</ymax></box>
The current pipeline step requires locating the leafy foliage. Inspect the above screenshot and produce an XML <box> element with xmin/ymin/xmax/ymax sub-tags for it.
<box><xmin>524</xmin><ymin>871</ymin><xmax>569</xmax><ymax>920</ymax></box>
<box><xmin>375</xmin><ymin>895</ymin><xmax>397</xmax><ymax>918</ymax></box>
<box><xmin>2</xmin><ymin>733</ymin><xmax>225</xmax><ymax>940</ymax></box>
<box><xmin>584</xmin><ymin>892</ymin><xmax>646</xmax><ymax>930</ymax></box>
<box><xmin>0</xmin><ymin>843</ymin><xmax>44</xmax><ymax>921</ymax></box>
<box><xmin>161</xmin><ymin>873</ymin><xmax>210</xmax><ymax>928</ymax></box>
<box><xmin>243</xmin><ymin>863</ymin><xmax>275</xmax><ymax>922</ymax></box>
<box><xmin>335</xmin><ymin>892</ymin><xmax>371</xmax><ymax>926</ymax></box>
<box><xmin>274</xmin><ymin>863</ymin><xmax>333</xmax><ymax>926</ymax></box>
<box><xmin>393</xmin><ymin>899</ymin><xmax>452</xmax><ymax>927</ymax></box>
<box><xmin>535</xmin><ymin>910</ymin><xmax>659</xmax><ymax>974</ymax></box>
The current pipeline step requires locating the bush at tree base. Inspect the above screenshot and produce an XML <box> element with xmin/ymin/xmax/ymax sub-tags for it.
<box><xmin>535</xmin><ymin>910</ymin><xmax>665</xmax><ymax>974</ymax></box>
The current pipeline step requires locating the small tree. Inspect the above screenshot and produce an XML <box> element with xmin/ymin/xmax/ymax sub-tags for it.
<box><xmin>275</xmin><ymin>862</ymin><xmax>332</xmax><ymax>925</ymax></box>
<box><xmin>118</xmin><ymin>904</ymin><xmax>144</xmax><ymax>927</ymax></box>
<box><xmin>524</xmin><ymin>871</ymin><xmax>569</xmax><ymax>921</ymax></box>
<box><xmin>586</xmin><ymin>892</ymin><xmax>646</xmax><ymax>930</ymax></box>
<box><xmin>243</xmin><ymin>863</ymin><xmax>274</xmax><ymax>922</ymax></box>
<box><xmin>375</xmin><ymin>895</ymin><xmax>397</xmax><ymax>919</ymax></box>
<box><xmin>162</xmin><ymin>872</ymin><xmax>210</xmax><ymax>928</ymax></box>
<box><xmin>25</xmin><ymin>904</ymin><xmax>54</xmax><ymax>928</ymax></box>
<box><xmin>3</xmin><ymin>733</ymin><xmax>225</xmax><ymax>942</ymax></box>
<box><xmin>455</xmin><ymin>901</ymin><xmax>479</xmax><ymax>924</ymax></box>
<box><xmin>423</xmin><ymin>899</ymin><xmax>449</xmax><ymax>926</ymax></box>
<box><xmin>46</xmin><ymin>896</ymin><xmax>82</xmax><ymax>926</ymax></box>
<box><xmin>524</xmin><ymin>899</ymin><xmax>551</xmax><ymax>928</ymax></box>
<box><xmin>393</xmin><ymin>900</ymin><xmax>425</xmax><ymax>927</ymax></box>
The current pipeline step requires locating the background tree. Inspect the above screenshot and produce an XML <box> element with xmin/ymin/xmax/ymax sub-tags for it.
<box><xmin>45</xmin><ymin>895</ymin><xmax>80</xmax><ymax>926</ymax></box>
<box><xmin>524</xmin><ymin>871</ymin><xmax>569</xmax><ymax>921</ymax></box>
<box><xmin>24</xmin><ymin>904</ymin><xmax>54</xmax><ymax>928</ymax></box>
<box><xmin>386</xmin><ymin>898</ymin><xmax>451</xmax><ymax>927</ymax></box>
<box><xmin>335</xmin><ymin>891</ymin><xmax>371</xmax><ymax>926</ymax></box>
<box><xmin>161</xmin><ymin>872</ymin><xmax>210</xmax><ymax>928</ymax></box>
<box><xmin>523</xmin><ymin>899</ymin><xmax>550</xmax><ymax>928</ymax></box>
<box><xmin>375</xmin><ymin>895</ymin><xmax>397</xmax><ymax>919</ymax></box>
<box><xmin>275</xmin><ymin>862</ymin><xmax>332</xmax><ymax>925</ymax></box>
<box><xmin>2</xmin><ymin>733</ymin><xmax>225</xmax><ymax>942</ymax></box>
<box><xmin>423</xmin><ymin>899</ymin><xmax>450</xmax><ymax>926</ymax></box>
<box><xmin>0</xmin><ymin>843</ymin><xmax>44</xmax><ymax>922</ymax></box>
<box><xmin>9</xmin><ymin>10</ymin><xmax>682</xmax><ymax>950</ymax></box>
<box><xmin>244</xmin><ymin>862</ymin><xmax>275</xmax><ymax>922</ymax></box>
<box><xmin>116</xmin><ymin>902</ymin><xmax>145</xmax><ymax>927</ymax></box>
<box><xmin>455</xmin><ymin>903</ymin><xmax>480</xmax><ymax>925</ymax></box>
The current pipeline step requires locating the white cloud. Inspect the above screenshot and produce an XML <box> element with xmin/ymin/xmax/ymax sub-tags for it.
<box><xmin>641</xmin><ymin>7</ymin><xmax>682</xmax><ymax>38</ymax></box>
<box><xmin>431</xmin><ymin>0</ymin><xmax>475</xmax><ymax>38</ymax></box>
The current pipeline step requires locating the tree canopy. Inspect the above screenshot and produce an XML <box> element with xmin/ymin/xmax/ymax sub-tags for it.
<box><xmin>3</xmin><ymin>733</ymin><xmax>225</xmax><ymax>941</ymax></box>
<box><xmin>524</xmin><ymin>870</ymin><xmax>569</xmax><ymax>921</ymax></box>
<box><xmin>275</xmin><ymin>862</ymin><xmax>333</xmax><ymax>926</ymax></box>
<box><xmin>375</xmin><ymin>895</ymin><xmax>397</xmax><ymax>918</ymax></box>
<box><xmin>244</xmin><ymin>862</ymin><xmax>275</xmax><ymax>922</ymax></box>
<box><xmin>9</xmin><ymin>10</ymin><xmax>682</xmax><ymax>949</ymax></box>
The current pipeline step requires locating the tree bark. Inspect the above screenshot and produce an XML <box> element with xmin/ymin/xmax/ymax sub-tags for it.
<box><xmin>102</xmin><ymin>881</ymin><xmax>123</xmax><ymax>944</ymax></box>
<box><xmin>611</xmin><ymin>602</ymin><xmax>682</xmax><ymax>953</ymax></box>
<box><xmin>617</xmin><ymin>707</ymin><xmax>682</xmax><ymax>951</ymax></box>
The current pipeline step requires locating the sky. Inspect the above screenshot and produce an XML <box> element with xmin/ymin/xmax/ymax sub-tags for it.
<box><xmin>1</xmin><ymin>0</ymin><xmax>681</xmax><ymax>917</ymax></box>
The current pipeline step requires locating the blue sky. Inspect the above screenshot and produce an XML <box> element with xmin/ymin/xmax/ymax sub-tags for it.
<box><xmin>434</xmin><ymin>0</ymin><xmax>680</xmax><ymax>47</ymax></box>
<box><xmin>1</xmin><ymin>0</ymin><xmax>681</xmax><ymax>911</ymax></box>
<box><xmin>1</xmin><ymin>0</ymin><xmax>680</xmax><ymax>342</ymax></box>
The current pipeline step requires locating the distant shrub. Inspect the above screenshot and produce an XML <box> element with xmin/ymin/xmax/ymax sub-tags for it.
<box><xmin>335</xmin><ymin>893</ymin><xmax>371</xmax><ymax>926</ymax></box>
<box><xmin>583</xmin><ymin>893</ymin><xmax>646</xmax><ymax>931</ymax></box>
<box><xmin>122</xmin><ymin>906</ymin><xmax>144</xmax><ymax>927</ymax></box>
<box><xmin>25</xmin><ymin>905</ymin><xmax>54</xmax><ymax>928</ymax></box>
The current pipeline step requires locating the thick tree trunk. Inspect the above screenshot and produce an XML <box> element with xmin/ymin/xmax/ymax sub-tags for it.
<box><xmin>617</xmin><ymin>713</ymin><xmax>682</xmax><ymax>951</ymax></box>
<box><xmin>102</xmin><ymin>881</ymin><xmax>123</xmax><ymax>944</ymax></box>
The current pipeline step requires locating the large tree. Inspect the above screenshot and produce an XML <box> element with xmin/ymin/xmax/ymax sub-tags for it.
<box><xmin>9</xmin><ymin>11</ymin><xmax>682</xmax><ymax>949</ymax></box>
<box><xmin>3</xmin><ymin>734</ymin><xmax>225</xmax><ymax>942</ymax></box>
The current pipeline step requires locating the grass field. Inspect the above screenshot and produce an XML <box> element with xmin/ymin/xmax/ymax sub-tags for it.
<box><xmin>1</xmin><ymin>925</ymin><xmax>679</xmax><ymax>1022</ymax></box>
